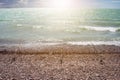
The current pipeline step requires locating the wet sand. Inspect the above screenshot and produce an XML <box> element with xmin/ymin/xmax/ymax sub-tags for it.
<box><xmin>0</xmin><ymin>45</ymin><xmax>120</xmax><ymax>80</ymax></box>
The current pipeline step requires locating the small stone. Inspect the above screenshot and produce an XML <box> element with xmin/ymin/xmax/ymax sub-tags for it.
<box><xmin>99</xmin><ymin>60</ymin><xmax>104</xmax><ymax>65</ymax></box>
<box><xmin>12</xmin><ymin>57</ymin><xmax>16</xmax><ymax>62</ymax></box>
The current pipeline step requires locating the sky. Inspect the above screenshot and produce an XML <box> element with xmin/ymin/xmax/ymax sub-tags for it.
<box><xmin>0</xmin><ymin>0</ymin><xmax>120</xmax><ymax>8</ymax></box>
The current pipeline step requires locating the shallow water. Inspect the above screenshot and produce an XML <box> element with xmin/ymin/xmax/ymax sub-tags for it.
<box><xmin>0</xmin><ymin>8</ymin><xmax>120</xmax><ymax>44</ymax></box>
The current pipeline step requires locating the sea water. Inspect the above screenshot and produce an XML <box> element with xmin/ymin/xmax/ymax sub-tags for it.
<box><xmin>0</xmin><ymin>8</ymin><xmax>120</xmax><ymax>45</ymax></box>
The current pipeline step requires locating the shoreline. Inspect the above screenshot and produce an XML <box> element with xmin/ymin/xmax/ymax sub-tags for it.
<box><xmin>0</xmin><ymin>43</ymin><xmax>120</xmax><ymax>54</ymax></box>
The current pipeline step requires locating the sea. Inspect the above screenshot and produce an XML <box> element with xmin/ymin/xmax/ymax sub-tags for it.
<box><xmin>0</xmin><ymin>8</ymin><xmax>120</xmax><ymax>46</ymax></box>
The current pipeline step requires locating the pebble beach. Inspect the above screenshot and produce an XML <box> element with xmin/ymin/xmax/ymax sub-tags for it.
<box><xmin>0</xmin><ymin>44</ymin><xmax>120</xmax><ymax>80</ymax></box>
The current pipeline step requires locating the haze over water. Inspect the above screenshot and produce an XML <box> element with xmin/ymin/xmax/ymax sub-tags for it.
<box><xmin>0</xmin><ymin>8</ymin><xmax>120</xmax><ymax>45</ymax></box>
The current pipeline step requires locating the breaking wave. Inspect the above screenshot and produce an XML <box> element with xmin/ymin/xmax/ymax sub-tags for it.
<box><xmin>78</xmin><ymin>26</ymin><xmax>120</xmax><ymax>32</ymax></box>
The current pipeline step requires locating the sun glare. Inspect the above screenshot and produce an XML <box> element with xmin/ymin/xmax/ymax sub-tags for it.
<box><xmin>49</xmin><ymin>0</ymin><xmax>73</xmax><ymax>9</ymax></box>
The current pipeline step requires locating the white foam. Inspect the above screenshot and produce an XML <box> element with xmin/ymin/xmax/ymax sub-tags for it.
<box><xmin>20</xmin><ymin>43</ymin><xmax>58</xmax><ymax>49</ymax></box>
<box><xmin>16</xmin><ymin>41</ymin><xmax>120</xmax><ymax>47</ymax></box>
<box><xmin>1</xmin><ymin>41</ymin><xmax>120</xmax><ymax>47</ymax></box>
<box><xmin>17</xmin><ymin>24</ymin><xmax>22</xmax><ymax>27</ymax></box>
<box><xmin>67</xmin><ymin>41</ymin><xmax>120</xmax><ymax>46</ymax></box>
<box><xmin>33</xmin><ymin>25</ymin><xmax>43</xmax><ymax>29</ymax></box>
<box><xmin>79</xmin><ymin>26</ymin><xmax>119</xmax><ymax>32</ymax></box>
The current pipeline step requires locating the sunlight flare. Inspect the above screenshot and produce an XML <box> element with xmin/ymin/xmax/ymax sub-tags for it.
<box><xmin>49</xmin><ymin>0</ymin><xmax>73</xmax><ymax>9</ymax></box>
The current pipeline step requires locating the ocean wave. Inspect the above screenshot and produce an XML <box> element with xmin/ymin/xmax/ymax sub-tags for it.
<box><xmin>1</xmin><ymin>41</ymin><xmax>120</xmax><ymax>47</ymax></box>
<box><xmin>78</xmin><ymin>26</ymin><xmax>120</xmax><ymax>32</ymax></box>
<box><xmin>17</xmin><ymin>24</ymin><xmax>120</xmax><ymax>33</ymax></box>
<box><xmin>67</xmin><ymin>41</ymin><xmax>120</xmax><ymax>46</ymax></box>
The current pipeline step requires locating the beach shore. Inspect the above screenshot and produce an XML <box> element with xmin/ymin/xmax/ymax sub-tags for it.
<box><xmin>0</xmin><ymin>43</ymin><xmax>120</xmax><ymax>54</ymax></box>
<box><xmin>0</xmin><ymin>44</ymin><xmax>120</xmax><ymax>80</ymax></box>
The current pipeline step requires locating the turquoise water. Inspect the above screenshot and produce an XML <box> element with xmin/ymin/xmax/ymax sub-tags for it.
<box><xmin>0</xmin><ymin>8</ymin><xmax>120</xmax><ymax>43</ymax></box>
